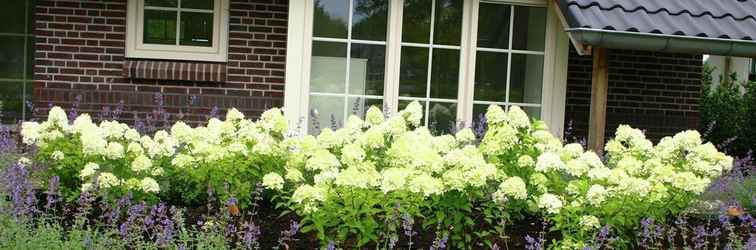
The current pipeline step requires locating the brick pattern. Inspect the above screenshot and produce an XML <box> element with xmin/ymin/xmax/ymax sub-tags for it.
<box><xmin>33</xmin><ymin>0</ymin><xmax>288</xmax><ymax>125</ymax></box>
<box><xmin>124</xmin><ymin>60</ymin><xmax>227</xmax><ymax>82</ymax></box>
<box><xmin>564</xmin><ymin>48</ymin><xmax>703</xmax><ymax>141</ymax></box>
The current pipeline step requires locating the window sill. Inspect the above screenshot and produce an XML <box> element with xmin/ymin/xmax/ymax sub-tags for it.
<box><xmin>123</xmin><ymin>60</ymin><xmax>227</xmax><ymax>83</ymax></box>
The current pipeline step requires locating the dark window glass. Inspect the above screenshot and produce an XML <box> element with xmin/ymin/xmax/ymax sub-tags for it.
<box><xmin>313</xmin><ymin>0</ymin><xmax>349</xmax><ymax>39</ymax></box>
<box><xmin>0</xmin><ymin>0</ymin><xmax>32</xmax><ymax>123</ymax></box>
<box><xmin>179</xmin><ymin>12</ymin><xmax>213</xmax><ymax>47</ymax></box>
<box><xmin>351</xmin><ymin>0</ymin><xmax>388</xmax><ymax>41</ymax></box>
<box><xmin>402</xmin><ymin>0</ymin><xmax>432</xmax><ymax>44</ymax></box>
<box><xmin>0</xmin><ymin>0</ymin><xmax>26</xmax><ymax>34</ymax></box>
<box><xmin>512</xmin><ymin>6</ymin><xmax>546</xmax><ymax>51</ymax></box>
<box><xmin>399</xmin><ymin>46</ymin><xmax>429</xmax><ymax>97</ymax></box>
<box><xmin>474</xmin><ymin>51</ymin><xmax>508</xmax><ymax>102</ymax></box>
<box><xmin>477</xmin><ymin>3</ymin><xmax>510</xmax><ymax>49</ymax></box>
<box><xmin>144</xmin><ymin>10</ymin><xmax>178</xmax><ymax>45</ymax></box>
<box><xmin>0</xmin><ymin>37</ymin><xmax>27</xmax><ymax>79</ymax></box>
<box><xmin>509</xmin><ymin>54</ymin><xmax>543</xmax><ymax>104</ymax></box>
<box><xmin>182</xmin><ymin>0</ymin><xmax>213</xmax><ymax>10</ymax></box>
<box><xmin>430</xmin><ymin>49</ymin><xmax>459</xmax><ymax>99</ymax></box>
<box><xmin>432</xmin><ymin>0</ymin><xmax>463</xmax><ymax>46</ymax></box>
<box><xmin>145</xmin><ymin>0</ymin><xmax>178</xmax><ymax>7</ymax></box>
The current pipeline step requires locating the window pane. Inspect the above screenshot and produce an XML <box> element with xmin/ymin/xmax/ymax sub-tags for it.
<box><xmin>0</xmin><ymin>36</ymin><xmax>27</xmax><ymax>79</ymax></box>
<box><xmin>0</xmin><ymin>82</ymin><xmax>25</xmax><ymax>124</ymax></box>
<box><xmin>349</xmin><ymin>44</ymin><xmax>385</xmax><ymax>96</ymax></box>
<box><xmin>182</xmin><ymin>0</ymin><xmax>213</xmax><ymax>10</ymax></box>
<box><xmin>402</xmin><ymin>0</ymin><xmax>432</xmax><ymax>44</ymax></box>
<box><xmin>145</xmin><ymin>0</ymin><xmax>178</xmax><ymax>7</ymax></box>
<box><xmin>509</xmin><ymin>54</ymin><xmax>543</xmax><ymax>104</ymax></box>
<box><xmin>310</xmin><ymin>41</ymin><xmax>347</xmax><ymax>93</ymax></box>
<box><xmin>512</xmin><ymin>6</ymin><xmax>546</xmax><ymax>51</ymax></box>
<box><xmin>428</xmin><ymin>101</ymin><xmax>456</xmax><ymax>134</ymax></box>
<box><xmin>477</xmin><ymin>3</ymin><xmax>510</xmax><ymax>49</ymax></box>
<box><xmin>26</xmin><ymin>38</ymin><xmax>33</xmax><ymax>79</ymax></box>
<box><xmin>309</xmin><ymin>95</ymin><xmax>345</xmax><ymax>134</ymax></box>
<box><xmin>313</xmin><ymin>0</ymin><xmax>349</xmax><ymax>39</ymax></box>
<box><xmin>0</xmin><ymin>0</ymin><xmax>26</xmax><ymax>34</ymax></box>
<box><xmin>144</xmin><ymin>10</ymin><xmax>177</xmax><ymax>45</ymax></box>
<box><xmin>179</xmin><ymin>12</ymin><xmax>213</xmax><ymax>47</ymax></box>
<box><xmin>474</xmin><ymin>51</ymin><xmax>508</xmax><ymax>102</ymax></box>
<box><xmin>399</xmin><ymin>47</ymin><xmax>429</xmax><ymax>97</ymax></box>
<box><xmin>519</xmin><ymin>106</ymin><xmax>540</xmax><ymax>119</ymax></box>
<box><xmin>352</xmin><ymin>0</ymin><xmax>388</xmax><ymax>41</ymax></box>
<box><xmin>348</xmin><ymin>97</ymin><xmax>383</xmax><ymax>118</ymax></box>
<box><xmin>430</xmin><ymin>49</ymin><xmax>459</xmax><ymax>99</ymax></box>
<box><xmin>433</xmin><ymin>0</ymin><xmax>463</xmax><ymax>46</ymax></box>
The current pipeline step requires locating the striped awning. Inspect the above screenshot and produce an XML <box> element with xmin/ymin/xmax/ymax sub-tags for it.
<box><xmin>124</xmin><ymin>60</ymin><xmax>227</xmax><ymax>82</ymax></box>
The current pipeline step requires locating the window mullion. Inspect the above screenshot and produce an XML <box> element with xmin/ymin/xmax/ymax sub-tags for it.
<box><xmin>175</xmin><ymin>0</ymin><xmax>182</xmax><ymax>46</ymax></box>
<box><xmin>343</xmin><ymin>0</ymin><xmax>354</xmax><ymax>121</ymax></box>
<box><xmin>457</xmin><ymin>0</ymin><xmax>479</xmax><ymax>127</ymax></box>
<box><xmin>383</xmin><ymin>0</ymin><xmax>404</xmax><ymax>116</ymax></box>
<box><xmin>504</xmin><ymin>5</ymin><xmax>515</xmax><ymax>107</ymax></box>
<box><xmin>423</xmin><ymin>0</ymin><xmax>438</xmax><ymax>127</ymax></box>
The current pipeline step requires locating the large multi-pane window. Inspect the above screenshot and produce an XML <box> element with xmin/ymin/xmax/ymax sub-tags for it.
<box><xmin>298</xmin><ymin>0</ymin><xmax>556</xmax><ymax>134</ymax></box>
<box><xmin>472</xmin><ymin>4</ymin><xmax>546</xmax><ymax>120</ymax></box>
<box><xmin>398</xmin><ymin>0</ymin><xmax>463</xmax><ymax>132</ymax></box>
<box><xmin>0</xmin><ymin>0</ymin><xmax>34</xmax><ymax>124</ymax></box>
<box><xmin>308</xmin><ymin>0</ymin><xmax>388</xmax><ymax>132</ymax></box>
<box><xmin>126</xmin><ymin>0</ymin><xmax>228</xmax><ymax>62</ymax></box>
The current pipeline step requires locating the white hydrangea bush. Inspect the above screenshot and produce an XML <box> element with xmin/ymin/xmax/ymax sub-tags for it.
<box><xmin>264</xmin><ymin>101</ymin><xmax>500</xmax><ymax>246</ymax></box>
<box><xmin>165</xmin><ymin>107</ymin><xmax>290</xmax><ymax>207</ymax></box>
<box><xmin>551</xmin><ymin>126</ymin><xmax>733</xmax><ymax>243</ymax></box>
<box><xmin>478</xmin><ymin>105</ymin><xmax>733</xmax><ymax>248</ymax></box>
<box><xmin>23</xmin><ymin>107</ymin><xmax>166</xmax><ymax>200</ymax></box>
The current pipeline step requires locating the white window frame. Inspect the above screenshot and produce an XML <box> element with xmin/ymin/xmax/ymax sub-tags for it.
<box><xmin>285</xmin><ymin>0</ymin><xmax>569</xmax><ymax>136</ymax></box>
<box><xmin>126</xmin><ymin>0</ymin><xmax>229</xmax><ymax>62</ymax></box>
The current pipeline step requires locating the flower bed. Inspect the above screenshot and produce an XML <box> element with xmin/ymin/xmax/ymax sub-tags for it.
<box><xmin>1</xmin><ymin>102</ymin><xmax>753</xmax><ymax>249</ymax></box>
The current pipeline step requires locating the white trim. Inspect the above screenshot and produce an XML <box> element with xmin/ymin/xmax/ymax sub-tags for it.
<box><xmin>542</xmin><ymin>0</ymin><xmax>569</xmax><ymax>138</ymax></box>
<box><xmin>284</xmin><ymin>0</ymin><xmax>314</xmax><ymax>129</ymax></box>
<box><xmin>283</xmin><ymin>0</ymin><xmax>569</xmax><ymax>135</ymax></box>
<box><xmin>126</xmin><ymin>0</ymin><xmax>229</xmax><ymax>62</ymax></box>
<box><xmin>384</xmin><ymin>0</ymin><xmax>405</xmax><ymax>114</ymax></box>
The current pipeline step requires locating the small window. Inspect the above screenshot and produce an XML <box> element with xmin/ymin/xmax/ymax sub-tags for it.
<box><xmin>750</xmin><ymin>58</ymin><xmax>755</xmax><ymax>81</ymax></box>
<box><xmin>126</xmin><ymin>0</ymin><xmax>228</xmax><ymax>62</ymax></box>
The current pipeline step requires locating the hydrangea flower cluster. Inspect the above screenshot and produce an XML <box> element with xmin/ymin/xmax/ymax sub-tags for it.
<box><xmin>22</xmin><ymin>107</ymin><xmax>166</xmax><ymax>198</ymax></box>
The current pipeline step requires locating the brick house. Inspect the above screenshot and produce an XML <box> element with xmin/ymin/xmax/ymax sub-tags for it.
<box><xmin>1</xmin><ymin>0</ymin><xmax>754</xmax><ymax>150</ymax></box>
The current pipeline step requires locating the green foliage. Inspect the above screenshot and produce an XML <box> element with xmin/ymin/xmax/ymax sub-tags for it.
<box><xmin>700</xmin><ymin>65</ymin><xmax>754</xmax><ymax>156</ymax></box>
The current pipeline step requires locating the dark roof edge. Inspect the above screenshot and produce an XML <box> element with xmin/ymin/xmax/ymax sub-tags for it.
<box><xmin>566</xmin><ymin>28</ymin><xmax>756</xmax><ymax>57</ymax></box>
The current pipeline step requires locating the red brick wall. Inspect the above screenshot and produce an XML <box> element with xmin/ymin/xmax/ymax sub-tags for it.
<box><xmin>33</xmin><ymin>0</ymin><xmax>288</xmax><ymax>125</ymax></box>
<box><xmin>564</xmin><ymin>48</ymin><xmax>703</xmax><ymax>141</ymax></box>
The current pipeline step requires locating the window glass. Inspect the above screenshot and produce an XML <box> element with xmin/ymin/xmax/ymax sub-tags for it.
<box><xmin>143</xmin><ymin>0</ymin><xmax>214</xmax><ymax>47</ymax></box>
<box><xmin>179</xmin><ymin>12</ymin><xmax>213</xmax><ymax>46</ymax></box>
<box><xmin>399</xmin><ymin>0</ymin><xmax>461</xmax><ymax>133</ymax></box>
<box><xmin>512</xmin><ymin>6</ymin><xmax>546</xmax><ymax>51</ymax></box>
<box><xmin>477</xmin><ymin>5</ymin><xmax>510</xmax><ymax>50</ymax></box>
<box><xmin>313</xmin><ymin>0</ymin><xmax>349</xmax><ymax>39</ymax></box>
<box><xmin>145</xmin><ymin>0</ymin><xmax>178</xmax><ymax>7</ymax></box>
<box><xmin>402</xmin><ymin>0</ymin><xmax>432</xmax><ymax>44</ymax></box>
<box><xmin>144</xmin><ymin>10</ymin><xmax>178</xmax><ymax>45</ymax></box>
<box><xmin>473</xmin><ymin>3</ymin><xmax>546</xmax><ymax>117</ymax></box>
<box><xmin>182</xmin><ymin>0</ymin><xmax>213</xmax><ymax>9</ymax></box>
<box><xmin>0</xmin><ymin>0</ymin><xmax>26</xmax><ymax>34</ymax></box>
<box><xmin>0</xmin><ymin>0</ymin><xmax>33</xmax><ymax>123</ymax></box>
<box><xmin>351</xmin><ymin>0</ymin><xmax>388</xmax><ymax>41</ymax></box>
<box><xmin>309</xmin><ymin>0</ymin><xmax>389</xmax><ymax>134</ymax></box>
